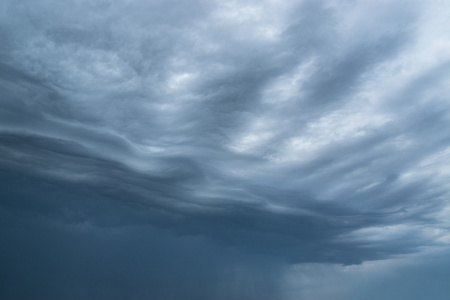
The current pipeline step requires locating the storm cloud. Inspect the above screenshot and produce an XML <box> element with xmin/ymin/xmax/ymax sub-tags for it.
<box><xmin>1</xmin><ymin>0</ymin><xmax>450</xmax><ymax>299</ymax></box>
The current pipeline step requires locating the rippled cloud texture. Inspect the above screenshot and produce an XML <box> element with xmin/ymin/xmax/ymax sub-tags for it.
<box><xmin>1</xmin><ymin>0</ymin><xmax>450</xmax><ymax>299</ymax></box>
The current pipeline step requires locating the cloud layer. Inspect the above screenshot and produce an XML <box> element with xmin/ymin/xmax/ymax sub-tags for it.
<box><xmin>1</xmin><ymin>0</ymin><xmax>450</xmax><ymax>299</ymax></box>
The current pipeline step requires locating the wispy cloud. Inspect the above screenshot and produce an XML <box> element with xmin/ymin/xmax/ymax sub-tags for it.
<box><xmin>1</xmin><ymin>0</ymin><xmax>450</xmax><ymax>298</ymax></box>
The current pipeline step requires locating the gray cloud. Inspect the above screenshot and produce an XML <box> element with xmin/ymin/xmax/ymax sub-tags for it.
<box><xmin>1</xmin><ymin>0</ymin><xmax>450</xmax><ymax>299</ymax></box>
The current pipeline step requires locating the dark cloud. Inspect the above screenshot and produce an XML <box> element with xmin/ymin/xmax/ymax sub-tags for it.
<box><xmin>1</xmin><ymin>0</ymin><xmax>450</xmax><ymax>299</ymax></box>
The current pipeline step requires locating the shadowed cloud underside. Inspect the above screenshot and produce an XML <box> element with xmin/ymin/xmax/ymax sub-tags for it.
<box><xmin>1</xmin><ymin>0</ymin><xmax>450</xmax><ymax>299</ymax></box>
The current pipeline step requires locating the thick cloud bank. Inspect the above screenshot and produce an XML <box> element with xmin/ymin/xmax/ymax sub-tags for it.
<box><xmin>1</xmin><ymin>0</ymin><xmax>450</xmax><ymax>299</ymax></box>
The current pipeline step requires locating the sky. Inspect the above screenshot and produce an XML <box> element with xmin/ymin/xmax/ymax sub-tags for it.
<box><xmin>1</xmin><ymin>0</ymin><xmax>450</xmax><ymax>299</ymax></box>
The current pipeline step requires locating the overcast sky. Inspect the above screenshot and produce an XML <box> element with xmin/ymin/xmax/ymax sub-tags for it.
<box><xmin>1</xmin><ymin>0</ymin><xmax>450</xmax><ymax>299</ymax></box>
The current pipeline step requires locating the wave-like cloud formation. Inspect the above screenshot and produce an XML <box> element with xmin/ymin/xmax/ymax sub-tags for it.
<box><xmin>1</xmin><ymin>0</ymin><xmax>450</xmax><ymax>299</ymax></box>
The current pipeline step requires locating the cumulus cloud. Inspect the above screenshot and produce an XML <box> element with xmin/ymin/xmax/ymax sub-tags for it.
<box><xmin>1</xmin><ymin>0</ymin><xmax>450</xmax><ymax>299</ymax></box>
